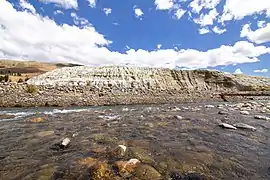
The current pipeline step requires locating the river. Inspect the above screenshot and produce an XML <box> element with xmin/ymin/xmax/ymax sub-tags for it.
<box><xmin>0</xmin><ymin>101</ymin><xmax>270</xmax><ymax>180</ymax></box>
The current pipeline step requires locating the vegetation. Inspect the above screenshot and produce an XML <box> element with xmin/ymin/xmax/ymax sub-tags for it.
<box><xmin>0</xmin><ymin>75</ymin><xmax>9</xmax><ymax>82</ymax></box>
<box><xmin>26</xmin><ymin>84</ymin><xmax>38</xmax><ymax>94</ymax></box>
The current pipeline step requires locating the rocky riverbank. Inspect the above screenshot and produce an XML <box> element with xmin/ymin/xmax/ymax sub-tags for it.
<box><xmin>0</xmin><ymin>67</ymin><xmax>269</xmax><ymax>107</ymax></box>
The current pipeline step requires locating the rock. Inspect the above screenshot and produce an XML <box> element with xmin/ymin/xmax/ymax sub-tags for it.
<box><xmin>233</xmin><ymin>123</ymin><xmax>256</xmax><ymax>131</ymax></box>
<box><xmin>115</xmin><ymin>159</ymin><xmax>140</xmax><ymax>178</ymax></box>
<box><xmin>175</xmin><ymin>115</ymin><xmax>183</xmax><ymax>120</ymax></box>
<box><xmin>77</xmin><ymin>157</ymin><xmax>98</xmax><ymax>167</ymax></box>
<box><xmin>219</xmin><ymin>123</ymin><xmax>237</xmax><ymax>130</ymax></box>
<box><xmin>133</xmin><ymin>164</ymin><xmax>162</xmax><ymax>180</ymax></box>
<box><xmin>170</xmin><ymin>171</ymin><xmax>184</xmax><ymax>179</ymax></box>
<box><xmin>37</xmin><ymin>164</ymin><xmax>56</xmax><ymax>180</ymax></box>
<box><xmin>108</xmin><ymin>145</ymin><xmax>127</xmax><ymax>158</ymax></box>
<box><xmin>31</xmin><ymin>117</ymin><xmax>45</xmax><ymax>123</ymax></box>
<box><xmin>240</xmin><ymin>111</ymin><xmax>249</xmax><ymax>115</ymax></box>
<box><xmin>145</xmin><ymin>122</ymin><xmax>154</xmax><ymax>128</ymax></box>
<box><xmin>128</xmin><ymin>147</ymin><xmax>154</xmax><ymax>164</ymax></box>
<box><xmin>0</xmin><ymin>114</ymin><xmax>15</xmax><ymax>119</ymax></box>
<box><xmin>90</xmin><ymin>161</ymin><xmax>113</xmax><ymax>180</ymax></box>
<box><xmin>205</xmin><ymin>105</ymin><xmax>215</xmax><ymax>108</ymax></box>
<box><xmin>60</xmin><ymin>138</ymin><xmax>70</xmax><ymax>148</ymax></box>
<box><xmin>254</xmin><ymin>115</ymin><xmax>270</xmax><ymax>121</ymax></box>
<box><xmin>122</xmin><ymin>108</ymin><xmax>129</xmax><ymax>111</ymax></box>
<box><xmin>184</xmin><ymin>173</ymin><xmax>205</xmax><ymax>180</ymax></box>
<box><xmin>218</xmin><ymin>111</ymin><xmax>228</xmax><ymax>115</ymax></box>
<box><xmin>36</xmin><ymin>131</ymin><xmax>54</xmax><ymax>137</ymax></box>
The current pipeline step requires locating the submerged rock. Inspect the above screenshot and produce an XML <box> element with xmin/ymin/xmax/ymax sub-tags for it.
<box><xmin>133</xmin><ymin>164</ymin><xmax>162</xmax><ymax>180</ymax></box>
<box><xmin>31</xmin><ymin>117</ymin><xmax>45</xmax><ymax>123</ymax></box>
<box><xmin>90</xmin><ymin>161</ymin><xmax>114</xmax><ymax>180</ymax></box>
<box><xmin>218</xmin><ymin>111</ymin><xmax>228</xmax><ymax>115</ymax></box>
<box><xmin>233</xmin><ymin>123</ymin><xmax>256</xmax><ymax>131</ymax></box>
<box><xmin>77</xmin><ymin>157</ymin><xmax>98</xmax><ymax>167</ymax></box>
<box><xmin>36</xmin><ymin>131</ymin><xmax>54</xmax><ymax>137</ymax></box>
<box><xmin>0</xmin><ymin>114</ymin><xmax>15</xmax><ymax>119</ymax></box>
<box><xmin>128</xmin><ymin>147</ymin><xmax>154</xmax><ymax>164</ymax></box>
<box><xmin>219</xmin><ymin>123</ymin><xmax>237</xmax><ymax>130</ymax></box>
<box><xmin>108</xmin><ymin>145</ymin><xmax>127</xmax><ymax>158</ymax></box>
<box><xmin>115</xmin><ymin>159</ymin><xmax>140</xmax><ymax>178</ymax></box>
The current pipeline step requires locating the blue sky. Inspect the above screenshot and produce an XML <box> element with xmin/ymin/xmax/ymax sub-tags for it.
<box><xmin>0</xmin><ymin>0</ymin><xmax>269</xmax><ymax>76</ymax></box>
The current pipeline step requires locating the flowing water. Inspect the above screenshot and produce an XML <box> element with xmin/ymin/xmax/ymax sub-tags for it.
<box><xmin>0</xmin><ymin>101</ymin><xmax>270</xmax><ymax>180</ymax></box>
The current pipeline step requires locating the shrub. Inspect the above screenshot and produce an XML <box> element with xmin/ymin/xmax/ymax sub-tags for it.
<box><xmin>26</xmin><ymin>84</ymin><xmax>38</xmax><ymax>94</ymax></box>
<box><xmin>18</xmin><ymin>78</ymin><xmax>24</xmax><ymax>83</ymax></box>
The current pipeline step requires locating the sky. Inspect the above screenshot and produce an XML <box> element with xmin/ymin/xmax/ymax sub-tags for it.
<box><xmin>0</xmin><ymin>0</ymin><xmax>269</xmax><ymax>76</ymax></box>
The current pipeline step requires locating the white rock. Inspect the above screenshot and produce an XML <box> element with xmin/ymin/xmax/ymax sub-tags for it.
<box><xmin>240</xmin><ymin>111</ymin><xmax>249</xmax><ymax>115</ymax></box>
<box><xmin>118</xmin><ymin>145</ymin><xmax>127</xmax><ymax>153</ymax></box>
<box><xmin>175</xmin><ymin>115</ymin><xmax>183</xmax><ymax>120</ymax></box>
<box><xmin>126</xmin><ymin>159</ymin><xmax>140</xmax><ymax>166</ymax></box>
<box><xmin>61</xmin><ymin>138</ymin><xmax>71</xmax><ymax>146</ymax></box>
<box><xmin>254</xmin><ymin>115</ymin><xmax>270</xmax><ymax>121</ymax></box>
<box><xmin>233</xmin><ymin>123</ymin><xmax>256</xmax><ymax>131</ymax></box>
<box><xmin>219</xmin><ymin>123</ymin><xmax>237</xmax><ymax>130</ymax></box>
<box><xmin>122</xmin><ymin>108</ymin><xmax>129</xmax><ymax>112</ymax></box>
<box><xmin>205</xmin><ymin>105</ymin><xmax>215</xmax><ymax>108</ymax></box>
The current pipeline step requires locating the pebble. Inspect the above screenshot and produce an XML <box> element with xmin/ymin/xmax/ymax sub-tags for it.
<box><xmin>254</xmin><ymin>115</ymin><xmax>270</xmax><ymax>121</ymax></box>
<box><xmin>233</xmin><ymin>123</ymin><xmax>256</xmax><ymax>131</ymax></box>
<box><xmin>61</xmin><ymin>138</ymin><xmax>70</xmax><ymax>147</ymax></box>
<box><xmin>205</xmin><ymin>105</ymin><xmax>215</xmax><ymax>108</ymax></box>
<box><xmin>175</xmin><ymin>115</ymin><xmax>183</xmax><ymax>120</ymax></box>
<box><xmin>218</xmin><ymin>111</ymin><xmax>228</xmax><ymax>115</ymax></box>
<box><xmin>240</xmin><ymin>111</ymin><xmax>249</xmax><ymax>115</ymax></box>
<box><xmin>219</xmin><ymin>123</ymin><xmax>237</xmax><ymax>130</ymax></box>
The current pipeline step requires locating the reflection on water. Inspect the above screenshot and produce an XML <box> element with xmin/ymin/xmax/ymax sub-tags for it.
<box><xmin>0</xmin><ymin>101</ymin><xmax>270</xmax><ymax>180</ymax></box>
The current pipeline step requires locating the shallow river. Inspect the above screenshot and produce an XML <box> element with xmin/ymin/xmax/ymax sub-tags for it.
<box><xmin>0</xmin><ymin>101</ymin><xmax>270</xmax><ymax>180</ymax></box>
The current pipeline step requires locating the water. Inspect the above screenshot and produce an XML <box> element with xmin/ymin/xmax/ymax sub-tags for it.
<box><xmin>0</xmin><ymin>101</ymin><xmax>270</xmax><ymax>180</ymax></box>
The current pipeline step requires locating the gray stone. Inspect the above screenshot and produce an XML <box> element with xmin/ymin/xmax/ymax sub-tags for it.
<box><xmin>233</xmin><ymin>123</ymin><xmax>256</xmax><ymax>131</ymax></box>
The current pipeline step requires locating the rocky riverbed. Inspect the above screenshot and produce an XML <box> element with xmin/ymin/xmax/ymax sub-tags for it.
<box><xmin>0</xmin><ymin>100</ymin><xmax>270</xmax><ymax>180</ymax></box>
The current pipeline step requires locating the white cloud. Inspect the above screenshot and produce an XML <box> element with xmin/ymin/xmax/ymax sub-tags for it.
<box><xmin>254</xmin><ymin>69</ymin><xmax>268</xmax><ymax>73</ymax></box>
<box><xmin>103</xmin><ymin>8</ymin><xmax>112</xmax><ymax>16</ymax></box>
<box><xmin>199</xmin><ymin>28</ymin><xmax>210</xmax><ymax>34</ymax></box>
<box><xmin>0</xmin><ymin>1</ymin><xmax>269</xmax><ymax>69</ymax></box>
<box><xmin>54</xmin><ymin>10</ymin><xmax>64</xmax><ymax>15</ymax></box>
<box><xmin>194</xmin><ymin>8</ymin><xmax>219</xmax><ymax>26</ymax></box>
<box><xmin>157</xmin><ymin>44</ymin><xmax>162</xmax><ymax>49</ymax></box>
<box><xmin>19</xmin><ymin>0</ymin><xmax>36</xmax><ymax>13</ymax></box>
<box><xmin>189</xmin><ymin>0</ymin><xmax>221</xmax><ymax>14</ymax></box>
<box><xmin>241</xmin><ymin>23</ymin><xmax>270</xmax><ymax>44</ymax></box>
<box><xmin>71</xmin><ymin>12</ymin><xmax>89</xmax><ymax>26</ymax></box>
<box><xmin>257</xmin><ymin>21</ymin><xmax>266</xmax><ymax>28</ymax></box>
<box><xmin>154</xmin><ymin>0</ymin><xmax>174</xmax><ymax>10</ymax></box>
<box><xmin>38</xmin><ymin>0</ymin><xmax>78</xmax><ymax>9</ymax></box>
<box><xmin>234</xmin><ymin>68</ymin><xmax>243</xmax><ymax>74</ymax></box>
<box><xmin>134</xmin><ymin>8</ymin><xmax>144</xmax><ymax>19</ymax></box>
<box><xmin>88</xmin><ymin>0</ymin><xmax>96</xmax><ymax>8</ymax></box>
<box><xmin>212</xmin><ymin>26</ymin><xmax>226</xmax><ymax>34</ymax></box>
<box><xmin>174</xmin><ymin>9</ymin><xmax>186</xmax><ymax>19</ymax></box>
<box><xmin>220</xmin><ymin>0</ymin><xmax>270</xmax><ymax>23</ymax></box>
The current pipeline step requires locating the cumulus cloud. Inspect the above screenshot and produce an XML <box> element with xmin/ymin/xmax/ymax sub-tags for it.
<box><xmin>54</xmin><ymin>10</ymin><xmax>64</xmax><ymax>15</ymax></box>
<box><xmin>189</xmin><ymin>0</ymin><xmax>221</xmax><ymax>14</ymax></box>
<box><xmin>38</xmin><ymin>0</ymin><xmax>78</xmax><ymax>9</ymax></box>
<box><xmin>19</xmin><ymin>0</ymin><xmax>36</xmax><ymax>13</ymax></box>
<box><xmin>234</xmin><ymin>68</ymin><xmax>243</xmax><ymax>74</ymax></box>
<box><xmin>199</xmin><ymin>28</ymin><xmax>210</xmax><ymax>34</ymax></box>
<box><xmin>257</xmin><ymin>21</ymin><xmax>266</xmax><ymax>28</ymax></box>
<box><xmin>134</xmin><ymin>8</ymin><xmax>144</xmax><ymax>19</ymax></box>
<box><xmin>194</xmin><ymin>8</ymin><xmax>219</xmax><ymax>26</ymax></box>
<box><xmin>88</xmin><ymin>0</ymin><xmax>96</xmax><ymax>8</ymax></box>
<box><xmin>241</xmin><ymin>23</ymin><xmax>270</xmax><ymax>44</ymax></box>
<box><xmin>154</xmin><ymin>0</ymin><xmax>174</xmax><ymax>10</ymax></box>
<box><xmin>212</xmin><ymin>26</ymin><xmax>226</xmax><ymax>34</ymax></box>
<box><xmin>174</xmin><ymin>8</ymin><xmax>186</xmax><ymax>19</ymax></box>
<box><xmin>254</xmin><ymin>69</ymin><xmax>268</xmax><ymax>73</ymax></box>
<box><xmin>103</xmin><ymin>8</ymin><xmax>112</xmax><ymax>16</ymax></box>
<box><xmin>0</xmin><ymin>1</ymin><xmax>269</xmax><ymax>69</ymax></box>
<box><xmin>157</xmin><ymin>44</ymin><xmax>162</xmax><ymax>49</ymax></box>
<box><xmin>220</xmin><ymin>0</ymin><xmax>270</xmax><ymax>23</ymax></box>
